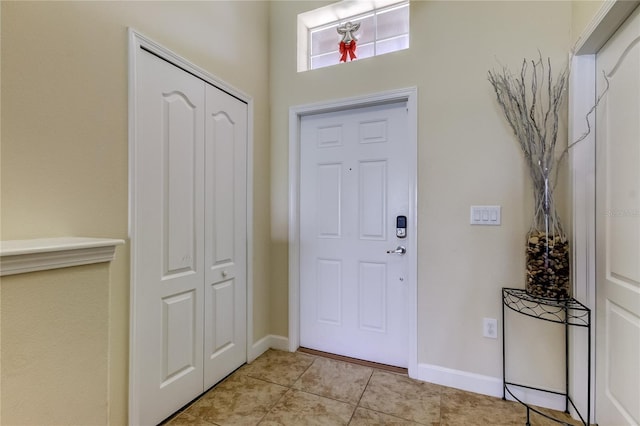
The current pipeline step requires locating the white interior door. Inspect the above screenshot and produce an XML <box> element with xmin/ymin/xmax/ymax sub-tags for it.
<box><xmin>203</xmin><ymin>84</ymin><xmax>247</xmax><ymax>387</ymax></box>
<box><xmin>133</xmin><ymin>49</ymin><xmax>206</xmax><ymax>425</ymax></box>
<box><xmin>299</xmin><ymin>102</ymin><xmax>410</xmax><ymax>368</ymax></box>
<box><xmin>131</xmin><ymin>45</ymin><xmax>247</xmax><ymax>425</ymax></box>
<box><xmin>595</xmin><ymin>6</ymin><xmax>640</xmax><ymax>425</ymax></box>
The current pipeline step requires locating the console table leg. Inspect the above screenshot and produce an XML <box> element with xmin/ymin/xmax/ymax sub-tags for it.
<box><xmin>502</xmin><ymin>294</ymin><xmax>506</xmax><ymax>400</ymax></box>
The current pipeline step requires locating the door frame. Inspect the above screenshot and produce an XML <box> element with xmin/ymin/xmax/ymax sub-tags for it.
<box><xmin>569</xmin><ymin>1</ymin><xmax>639</xmax><ymax>421</ymax></box>
<box><xmin>127</xmin><ymin>29</ymin><xmax>255</xmax><ymax>425</ymax></box>
<box><xmin>288</xmin><ymin>88</ymin><xmax>419</xmax><ymax>377</ymax></box>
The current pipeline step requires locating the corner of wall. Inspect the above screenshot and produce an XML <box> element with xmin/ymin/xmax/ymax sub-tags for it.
<box><xmin>249</xmin><ymin>335</ymin><xmax>290</xmax><ymax>363</ymax></box>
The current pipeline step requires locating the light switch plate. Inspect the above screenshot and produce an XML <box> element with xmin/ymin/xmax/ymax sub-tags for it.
<box><xmin>470</xmin><ymin>206</ymin><xmax>501</xmax><ymax>225</ymax></box>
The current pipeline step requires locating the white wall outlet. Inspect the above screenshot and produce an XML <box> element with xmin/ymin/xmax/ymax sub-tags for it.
<box><xmin>470</xmin><ymin>205</ymin><xmax>501</xmax><ymax>225</ymax></box>
<box><xmin>483</xmin><ymin>317</ymin><xmax>498</xmax><ymax>339</ymax></box>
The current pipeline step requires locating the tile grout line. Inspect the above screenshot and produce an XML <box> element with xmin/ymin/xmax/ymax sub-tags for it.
<box><xmin>292</xmin><ymin>355</ymin><xmax>362</xmax><ymax>407</ymax></box>
<box><xmin>255</xmin><ymin>352</ymin><xmax>319</xmax><ymax>425</ymax></box>
<box><xmin>160</xmin><ymin>369</ymin><xmax>242</xmax><ymax>426</ymax></box>
<box><xmin>291</xmin><ymin>354</ymin><xmax>372</xmax><ymax>423</ymax></box>
<box><xmin>355</xmin><ymin>368</ymin><xmax>435</xmax><ymax>425</ymax></box>
<box><xmin>256</xmin><ymin>388</ymin><xmax>292</xmax><ymax>426</ymax></box>
<box><xmin>297</xmin><ymin>352</ymin><xmax>320</xmax><ymax>382</ymax></box>
<box><xmin>346</xmin><ymin>367</ymin><xmax>375</xmax><ymax>424</ymax></box>
<box><xmin>355</xmin><ymin>367</ymin><xmax>375</xmax><ymax>408</ymax></box>
<box><xmin>294</xmin><ymin>354</ymin><xmax>430</xmax><ymax>424</ymax></box>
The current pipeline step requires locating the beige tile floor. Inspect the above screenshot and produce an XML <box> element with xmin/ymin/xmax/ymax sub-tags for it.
<box><xmin>164</xmin><ymin>349</ymin><xmax>582</xmax><ymax>426</ymax></box>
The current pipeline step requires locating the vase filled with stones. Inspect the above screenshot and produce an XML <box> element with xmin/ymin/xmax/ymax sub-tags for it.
<box><xmin>488</xmin><ymin>55</ymin><xmax>572</xmax><ymax>300</ymax></box>
<box><xmin>525</xmin><ymin>178</ymin><xmax>570</xmax><ymax>299</ymax></box>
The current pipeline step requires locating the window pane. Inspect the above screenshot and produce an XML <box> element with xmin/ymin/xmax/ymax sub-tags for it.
<box><xmin>350</xmin><ymin>14</ymin><xmax>374</xmax><ymax>45</ymax></box>
<box><xmin>355</xmin><ymin>42</ymin><xmax>375</xmax><ymax>60</ymax></box>
<box><xmin>311</xmin><ymin>52</ymin><xmax>340</xmax><ymax>69</ymax></box>
<box><xmin>377</xmin><ymin>4</ymin><xmax>409</xmax><ymax>40</ymax></box>
<box><xmin>376</xmin><ymin>35</ymin><xmax>409</xmax><ymax>55</ymax></box>
<box><xmin>311</xmin><ymin>25</ymin><xmax>340</xmax><ymax>56</ymax></box>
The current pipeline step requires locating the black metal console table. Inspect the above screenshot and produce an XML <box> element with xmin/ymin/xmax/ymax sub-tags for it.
<box><xmin>502</xmin><ymin>287</ymin><xmax>591</xmax><ymax>426</ymax></box>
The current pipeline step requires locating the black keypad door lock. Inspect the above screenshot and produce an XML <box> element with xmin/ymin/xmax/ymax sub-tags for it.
<box><xmin>396</xmin><ymin>215</ymin><xmax>407</xmax><ymax>238</ymax></box>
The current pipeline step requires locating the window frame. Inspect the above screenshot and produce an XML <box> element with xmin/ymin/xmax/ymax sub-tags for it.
<box><xmin>304</xmin><ymin>0</ymin><xmax>410</xmax><ymax>71</ymax></box>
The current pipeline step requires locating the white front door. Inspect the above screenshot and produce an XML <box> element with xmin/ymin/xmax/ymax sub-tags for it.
<box><xmin>595</xmin><ymin>6</ymin><xmax>640</xmax><ymax>425</ymax></box>
<box><xmin>131</xmin><ymin>45</ymin><xmax>247</xmax><ymax>425</ymax></box>
<box><xmin>299</xmin><ymin>102</ymin><xmax>410</xmax><ymax>368</ymax></box>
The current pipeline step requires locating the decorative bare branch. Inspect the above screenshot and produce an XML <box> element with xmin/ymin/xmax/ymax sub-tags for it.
<box><xmin>488</xmin><ymin>54</ymin><xmax>568</xmax><ymax>237</ymax></box>
<box><xmin>552</xmin><ymin>70</ymin><xmax>610</xmax><ymax>187</ymax></box>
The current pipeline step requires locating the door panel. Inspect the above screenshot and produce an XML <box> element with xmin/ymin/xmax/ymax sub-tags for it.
<box><xmin>596</xmin><ymin>6</ymin><xmax>640</xmax><ymax>425</ymax></box>
<box><xmin>203</xmin><ymin>84</ymin><xmax>247</xmax><ymax>388</ymax></box>
<box><xmin>133</xmin><ymin>50</ymin><xmax>205</xmax><ymax>425</ymax></box>
<box><xmin>300</xmin><ymin>102</ymin><xmax>409</xmax><ymax>368</ymax></box>
<box><xmin>164</xmin><ymin>93</ymin><xmax>198</xmax><ymax>276</ymax></box>
<box><xmin>317</xmin><ymin>163</ymin><xmax>342</xmax><ymax>237</ymax></box>
<box><xmin>358</xmin><ymin>261</ymin><xmax>387</xmax><ymax>332</ymax></box>
<box><xmin>207</xmin><ymin>280</ymin><xmax>235</xmax><ymax>353</ymax></box>
<box><xmin>208</xmin><ymin>111</ymin><xmax>235</xmax><ymax>264</ymax></box>
<box><xmin>162</xmin><ymin>291</ymin><xmax>197</xmax><ymax>386</ymax></box>
<box><xmin>317</xmin><ymin>259</ymin><xmax>342</xmax><ymax>325</ymax></box>
<box><xmin>359</xmin><ymin>160</ymin><xmax>387</xmax><ymax>240</ymax></box>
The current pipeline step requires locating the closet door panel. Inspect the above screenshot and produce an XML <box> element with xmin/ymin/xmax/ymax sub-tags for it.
<box><xmin>132</xmin><ymin>49</ymin><xmax>205</xmax><ymax>426</ymax></box>
<box><xmin>204</xmin><ymin>85</ymin><xmax>248</xmax><ymax>387</ymax></box>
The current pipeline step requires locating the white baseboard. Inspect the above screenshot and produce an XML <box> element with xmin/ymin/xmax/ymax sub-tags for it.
<box><xmin>503</xmin><ymin>383</ymin><xmax>566</xmax><ymax>412</ymax></box>
<box><xmin>417</xmin><ymin>363</ymin><xmax>503</xmax><ymax>397</ymax></box>
<box><xmin>417</xmin><ymin>363</ymin><xmax>565</xmax><ymax>412</ymax></box>
<box><xmin>248</xmin><ymin>334</ymin><xmax>290</xmax><ymax>362</ymax></box>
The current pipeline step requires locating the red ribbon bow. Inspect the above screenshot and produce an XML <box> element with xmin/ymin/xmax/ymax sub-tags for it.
<box><xmin>339</xmin><ymin>40</ymin><xmax>357</xmax><ymax>62</ymax></box>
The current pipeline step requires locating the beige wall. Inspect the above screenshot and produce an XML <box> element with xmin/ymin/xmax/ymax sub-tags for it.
<box><xmin>572</xmin><ymin>0</ymin><xmax>607</xmax><ymax>45</ymax></box>
<box><xmin>1</xmin><ymin>264</ymin><xmax>110</xmax><ymax>425</ymax></box>
<box><xmin>1</xmin><ymin>2</ymin><xmax>270</xmax><ymax>424</ymax></box>
<box><xmin>270</xmin><ymin>0</ymin><xmax>572</xmax><ymax>385</ymax></box>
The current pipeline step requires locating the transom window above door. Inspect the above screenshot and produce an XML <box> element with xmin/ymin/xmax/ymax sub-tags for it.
<box><xmin>298</xmin><ymin>0</ymin><xmax>410</xmax><ymax>72</ymax></box>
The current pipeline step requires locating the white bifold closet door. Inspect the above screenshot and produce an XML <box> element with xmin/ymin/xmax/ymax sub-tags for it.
<box><xmin>131</xmin><ymin>47</ymin><xmax>247</xmax><ymax>426</ymax></box>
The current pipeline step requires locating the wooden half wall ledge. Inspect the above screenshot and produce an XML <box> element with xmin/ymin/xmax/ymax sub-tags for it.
<box><xmin>0</xmin><ymin>237</ymin><xmax>125</xmax><ymax>276</ymax></box>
